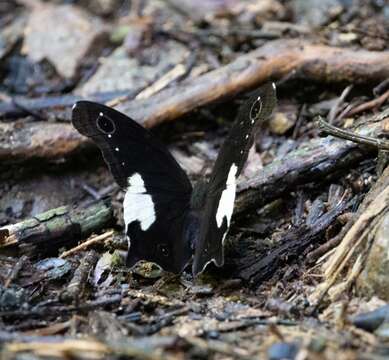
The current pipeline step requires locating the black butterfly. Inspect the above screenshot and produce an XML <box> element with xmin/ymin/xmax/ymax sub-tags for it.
<box><xmin>72</xmin><ymin>82</ymin><xmax>276</xmax><ymax>276</ymax></box>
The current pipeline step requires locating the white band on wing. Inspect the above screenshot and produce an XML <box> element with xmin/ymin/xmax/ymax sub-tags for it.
<box><xmin>123</xmin><ymin>173</ymin><xmax>156</xmax><ymax>231</ymax></box>
<box><xmin>215</xmin><ymin>163</ymin><xmax>238</xmax><ymax>228</ymax></box>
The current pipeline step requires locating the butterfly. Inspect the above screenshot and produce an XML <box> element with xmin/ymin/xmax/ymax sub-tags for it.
<box><xmin>72</xmin><ymin>82</ymin><xmax>276</xmax><ymax>276</ymax></box>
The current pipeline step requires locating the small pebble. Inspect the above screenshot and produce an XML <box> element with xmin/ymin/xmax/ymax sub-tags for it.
<box><xmin>268</xmin><ymin>342</ymin><xmax>299</xmax><ymax>360</ymax></box>
<box><xmin>352</xmin><ymin>305</ymin><xmax>389</xmax><ymax>332</ymax></box>
<box><xmin>206</xmin><ymin>330</ymin><xmax>220</xmax><ymax>339</ymax></box>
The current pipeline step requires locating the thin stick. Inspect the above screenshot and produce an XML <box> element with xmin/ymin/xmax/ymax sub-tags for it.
<box><xmin>4</xmin><ymin>255</ymin><xmax>28</xmax><ymax>288</ymax></box>
<box><xmin>318</xmin><ymin>116</ymin><xmax>389</xmax><ymax>150</ymax></box>
<box><xmin>373</xmin><ymin>78</ymin><xmax>389</xmax><ymax>96</ymax></box>
<box><xmin>328</xmin><ymin>84</ymin><xmax>353</xmax><ymax>123</ymax></box>
<box><xmin>60</xmin><ymin>230</ymin><xmax>114</xmax><ymax>258</ymax></box>
<box><xmin>341</xmin><ymin>90</ymin><xmax>389</xmax><ymax>119</ymax></box>
<box><xmin>135</xmin><ymin>63</ymin><xmax>188</xmax><ymax>100</ymax></box>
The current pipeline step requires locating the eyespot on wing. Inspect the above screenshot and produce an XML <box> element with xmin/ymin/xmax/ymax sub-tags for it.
<box><xmin>249</xmin><ymin>96</ymin><xmax>262</xmax><ymax>122</ymax></box>
<box><xmin>96</xmin><ymin>112</ymin><xmax>116</xmax><ymax>134</ymax></box>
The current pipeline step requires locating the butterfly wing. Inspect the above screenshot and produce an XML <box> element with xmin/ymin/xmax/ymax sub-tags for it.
<box><xmin>72</xmin><ymin>101</ymin><xmax>193</xmax><ymax>273</ymax></box>
<box><xmin>192</xmin><ymin>82</ymin><xmax>277</xmax><ymax>275</ymax></box>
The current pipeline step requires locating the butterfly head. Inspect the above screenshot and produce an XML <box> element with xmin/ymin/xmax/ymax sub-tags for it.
<box><xmin>126</xmin><ymin>227</ymin><xmax>192</xmax><ymax>274</ymax></box>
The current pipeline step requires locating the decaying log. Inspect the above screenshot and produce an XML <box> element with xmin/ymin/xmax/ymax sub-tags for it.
<box><xmin>120</xmin><ymin>39</ymin><xmax>389</xmax><ymax>128</ymax></box>
<box><xmin>234</xmin><ymin>194</ymin><xmax>355</xmax><ymax>286</ymax></box>
<box><xmin>0</xmin><ymin>199</ymin><xmax>113</xmax><ymax>256</ymax></box>
<box><xmin>234</xmin><ymin>108</ymin><xmax>388</xmax><ymax>216</ymax></box>
<box><xmin>1</xmin><ymin>39</ymin><xmax>389</xmax><ymax>164</ymax></box>
<box><xmin>0</xmin><ymin>121</ymin><xmax>86</xmax><ymax>163</ymax></box>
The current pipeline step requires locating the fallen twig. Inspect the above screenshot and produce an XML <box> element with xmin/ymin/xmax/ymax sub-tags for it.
<box><xmin>328</xmin><ymin>85</ymin><xmax>353</xmax><ymax>124</ymax></box>
<box><xmin>127</xmin><ymin>289</ymin><xmax>184</xmax><ymax>307</ymax></box>
<box><xmin>306</xmin><ymin>217</ymin><xmax>355</xmax><ymax>263</ymax></box>
<box><xmin>61</xmin><ymin>250</ymin><xmax>99</xmax><ymax>303</ymax></box>
<box><xmin>4</xmin><ymin>255</ymin><xmax>28</xmax><ymax>288</ymax></box>
<box><xmin>60</xmin><ymin>231</ymin><xmax>114</xmax><ymax>258</ymax></box>
<box><xmin>340</xmin><ymin>90</ymin><xmax>389</xmax><ymax>119</ymax></box>
<box><xmin>318</xmin><ymin>116</ymin><xmax>389</xmax><ymax>150</ymax></box>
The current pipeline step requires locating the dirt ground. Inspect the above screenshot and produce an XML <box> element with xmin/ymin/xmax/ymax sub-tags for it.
<box><xmin>0</xmin><ymin>0</ymin><xmax>389</xmax><ymax>359</ymax></box>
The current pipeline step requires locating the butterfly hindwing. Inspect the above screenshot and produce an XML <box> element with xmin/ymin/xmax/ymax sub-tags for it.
<box><xmin>192</xmin><ymin>83</ymin><xmax>277</xmax><ymax>275</ymax></box>
<box><xmin>72</xmin><ymin>101</ymin><xmax>193</xmax><ymax>273</ymax></box>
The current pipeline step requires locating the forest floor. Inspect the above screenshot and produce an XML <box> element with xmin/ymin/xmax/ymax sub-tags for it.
<box><xmin>0</xmin><ymin>0</ymin><xmax>389</xmax><ymax>359</ymax></box>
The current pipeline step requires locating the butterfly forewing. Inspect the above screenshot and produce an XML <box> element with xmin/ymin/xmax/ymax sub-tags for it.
<box><xmin>72</xmin><ymin>101</ymin><xmax>193</xmax><ymax>273</ymax></box>
<box><xmin>192</xmin><ymin>83</ymin><xmax>277</xmax><ymax>275</ymax></box>
<box><xmin>72</xmin><ymin>101</ymin><xmax>192</xmax><ymax>191</ymax></box>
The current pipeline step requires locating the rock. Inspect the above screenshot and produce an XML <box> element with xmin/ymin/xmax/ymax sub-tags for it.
<box><xmin>0</xmin><ymin>15</ymin><xmax>27</xmax><ymax>60</ymax></box>
<box><xmin>205</xmin><ymin>330</ymin><xmax>220</xmax><ymax>339</ymax></box>
<box><xmin>268</xmin><ymin>102</ymin><xmax>298</xmax><ymax>135</ymax></box>
<box><xmin>0</xmin><ymin>285</ymin><xmax>27</xmax><ymax>311</ymax></box>
<box><xmin>292</xmin><ymin>0</ymin><xmax>347</xmax><ymax>27</ymax></box>
<box><xmin>87</xmin><ymin>311</ymin><xmax>128</xmax><ymax>342</ymax></box>
<box><xmin>171</xmin><ymin>148</ymin><xmax>206</xmax><ymax>177</ymax></box>
<box><xmin>236</xmin><ymin>0</ymin><xmax>286</xmax><ymax>23</ymax></box>
<box><xmin>93</xmin><ymin>252</ymin><xmax>115</xmax><ymax>287</ymax></box>
<box><xmin>123</xmin><ymin>18</ymin><xmax>153</xmax><ymax>56</ymax></box>
<box><xmin>0</xmin><ymin>175</ymin><xmax>84</xmax><ymax>220</ymax></box>
<box><xmin>308</xmin><ymin>337</ymin><xmax>327</xmax><ymax>353</ymax></box>
<box><xmin>356</xmin><ymin>212</ymin><xmax>389</xmax><ymax>301</ymax></box>
<box><xmin>79</xmin><ymin>39</ymin><xmax>188</xmax><ymax>96</ymax></box>
<box><xmin>268</xmin><ymin>342</ymin><xmax>299</xmax><ymax>360</ymax></box>
<box><xmin>164</xmin><ymin>0</ymin><xmax>238</xmax><ymax>21</ymax></box>
<box><xmin>168</xmin><ymin>0</ymin><xmax>286</xmax><ymax>23</ymax></box>
<box><xmin>188</xmin><ymin>284</ymin><xmax>214</xmax><ymax>296</ymax></box>
<box><xmin>359</xmin><ymin>18</ymin><xmax>388</xmax><ymax>51</ymax></box>
<box><xmin>23</xmin><ymin>3</ymin><xmax>108</xmax><ymax>79</ymax></box>
<box><xmin>35</xmin><ymin>258</ymin><xmax>71</xmax><ymax>280</ymax></box>
<box><xmin>375</xmin><ymin>322</ymin><xmax>389</xmax><ymax>340</ymax></box>
<box><xmin>269</xmin><ymin>112</ymin><xmax>295</xmax><ymax>135</ymax></box>
<box><xmin>241</xmin><ymin>145</ymin><xmax>263</xmax><ymax>179</ymax></box>
<box><xmin>337</xmin><ymin>32</ymin><xmax>358</xmax><ymax>44</ymax></box>
<box><xmin>385</xmin><ymin>5</ymin><xmax>389</xmax><ymax>22</ymax></box>
<box><xmin>86</xmin><ymin>0</ymin><xmax>122</xmax><ymax>16</ymax></box>
<box><xmin>352</xmin><ymin>305</ymin><xmax>389</xmax><ymax>332</ymax></box>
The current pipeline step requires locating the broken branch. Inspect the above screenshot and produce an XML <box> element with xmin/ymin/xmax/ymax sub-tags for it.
<box><xmin>0</xmin><ymin>200</ymin><xmax>113</xmax><ymax>256</ymax></box>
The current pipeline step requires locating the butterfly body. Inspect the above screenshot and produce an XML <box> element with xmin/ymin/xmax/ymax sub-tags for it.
<box><xmin>72</xmin><ymin>82</ymin><xmax>276</xmax><ymax>276</ymax></box>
